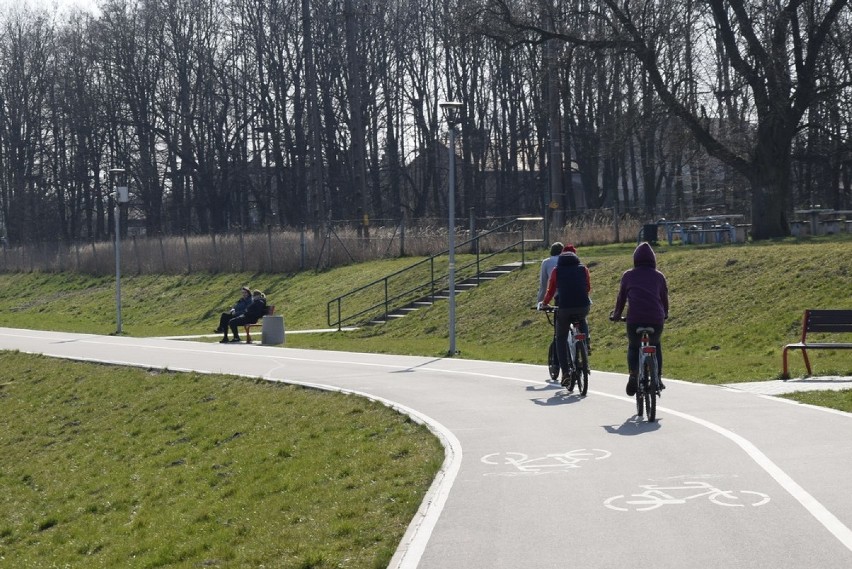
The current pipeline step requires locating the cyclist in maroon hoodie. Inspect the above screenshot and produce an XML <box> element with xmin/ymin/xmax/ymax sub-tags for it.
<box><xmin>609</xmin><ymin>242</ymin><xmax>669</xmax><ymax>395</ymax></box>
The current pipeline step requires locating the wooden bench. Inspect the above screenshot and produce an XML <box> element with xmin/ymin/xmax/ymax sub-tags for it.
<box><xmin>782</xmin><ymin>309</ymin><xmax>852</xmax><ymax>379</ymax></box>
<box><xmin>245</xmin><ymin>305</ymin><xmax>274</xmax><ymax>344</ymax></box>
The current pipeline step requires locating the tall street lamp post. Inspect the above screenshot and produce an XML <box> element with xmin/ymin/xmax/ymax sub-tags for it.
<box><xmin>109</xmin><ymin>168</ymin><xmax>128</xmax><ymax>334</ymax></box>
<box><xmin>439</xmin><ymin>100</ymin><xmax>463</xmax><ymax>356</ymax></box>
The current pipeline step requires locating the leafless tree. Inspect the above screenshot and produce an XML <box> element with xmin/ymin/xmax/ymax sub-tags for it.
<box><xmin>479</xmin><ymin>0</ymin><xmax>851</xmax><ymax>238</ymax></box>
<box><xmin>0</xmin><ymin>10</ymin><xmax>54</xmax><ymax>245</ymax></box>
<box><xmin>2</xmin><ymin>0</ymin><xmax>851</xmax><ymax>248</ymax></box>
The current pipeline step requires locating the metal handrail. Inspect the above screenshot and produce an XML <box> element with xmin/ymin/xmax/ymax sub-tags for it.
<box><xmin>327</xmin><ymin>218</ymin><xmax>540</xmax><ymax>329</ymax></box>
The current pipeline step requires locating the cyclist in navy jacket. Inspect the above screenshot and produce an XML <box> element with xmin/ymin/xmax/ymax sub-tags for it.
<box><xmin>540</xmin><ymin>245</ymin><xmax>592</xmax><ymax>385</ymax></box>
<box><xmin>609</xmin><ymin>242</ymin><xmax>669</xmax><ymax>395</ymax></box>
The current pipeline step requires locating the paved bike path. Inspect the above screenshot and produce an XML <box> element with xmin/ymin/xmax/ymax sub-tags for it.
<box><xmin>2</xmin><ymin>328</ymin><xmax>851</xmax><ymax>569</ymax></box>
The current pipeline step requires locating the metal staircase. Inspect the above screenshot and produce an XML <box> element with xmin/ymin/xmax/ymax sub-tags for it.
<box><xmin>364</xmin><ymin>262</ymin><xmax>524</xmax><ymax>325</ymax></box>
<box><xmin>327</xmin><ymin>218</ymin><xmax>542</xmax><ymax>330</ymax></box>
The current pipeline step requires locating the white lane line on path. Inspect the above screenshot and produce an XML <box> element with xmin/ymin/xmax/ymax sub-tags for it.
<box><xmin>594</xmin><ymin>392</ymin><xmax>852</xmax><ymax>554</ymax></box>
<box><xmin>11</xmin><ymin>333</ymin><xmax>852</xmax><ymax>557</ymax></box>
<box><xmin>682</xmin><ymin>409</ymin><xmax>852</xmax><ymax>551</ymax></box>
<box><xmin>356</xmin><ymin>359</ymin><xmax>852</xmax><ymax>554</ymax></box>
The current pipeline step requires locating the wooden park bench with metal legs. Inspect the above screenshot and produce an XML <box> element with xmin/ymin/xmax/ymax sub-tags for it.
<box><xmin>245</xmin><ymin>305</ymin><xmax>275</xmax><ymax>344</ymax></box>
<box><xmin>782</xmin><ymin>309</ymin><xmax>852</xmax><ymax>379</ymax></box>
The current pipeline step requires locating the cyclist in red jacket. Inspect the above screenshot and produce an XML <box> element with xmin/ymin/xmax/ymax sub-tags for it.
<box><xmin>540</xmin><ymin>245</ymin><xmax>592</xmax><ymax>384</ymax></box>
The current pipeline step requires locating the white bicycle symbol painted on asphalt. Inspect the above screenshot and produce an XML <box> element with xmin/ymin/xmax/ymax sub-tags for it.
<box><xmin>604</xmin><ymin>480</ymin><xmax>770</xmax><ymax>511</ymax></box>
<box><xmin>481</xmin><ymin>449</ymin><xmax>611</xmax><ymax>476</ymax></box>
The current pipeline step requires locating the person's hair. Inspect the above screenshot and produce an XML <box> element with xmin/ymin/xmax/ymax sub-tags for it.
<box><xmin>241</xmin><ymin>286</ymin><xmax>251</xmax><ymax>294</ymax></box>
<box><xmin>252</xmin><ymin>290</ymin><xmax>265</xmax><ymax>298</ymax></box>
<box><xmin>549</xmin><ymin>242</ymin><xmax>564</xmax><ymax>256</ymax></box>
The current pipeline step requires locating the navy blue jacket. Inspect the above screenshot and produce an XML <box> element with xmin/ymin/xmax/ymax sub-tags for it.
<box><xmin>232</xmin><ymin>295</ymin><xmax>252</xmax><ymax>316</ymax></box>
<box><xmin>243</xmin><ymin>297</ymin><xmax>268</xmax><ymax>323</ymax></box>
<box><xmin>543</xmin><ymin>252</ymin><xmax>591</xmax><ymax>310</ymax></box>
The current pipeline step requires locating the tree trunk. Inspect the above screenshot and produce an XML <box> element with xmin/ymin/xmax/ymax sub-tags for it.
<box><xmin>750</xmin><ymin>121</ymin><xmax>793</xmax><ymax>239</ymax></box>
<box><xmin>344</xmin><ymin>0</ymin><xmax>368</xmax><ymax>227</ymax></box>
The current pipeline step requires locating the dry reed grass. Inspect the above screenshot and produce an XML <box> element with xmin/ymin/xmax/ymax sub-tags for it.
<box><xmin>0</xmin><ymin>214</ymin><xmax>645</xmax><ymax>275</ymax></box>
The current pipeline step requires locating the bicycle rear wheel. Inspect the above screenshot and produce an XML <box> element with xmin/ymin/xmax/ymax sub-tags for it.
<box><xmin>547</xmin><ymin>339</ymin><xmax>559</xmax><ymax>381</ymax></box>
<box><xmin>574</xmin><ymin>344</ymin><xmax>589</xmax><ymax>396</ymax></box>
<box><xmin>643</xmin><ymin>358</ymin><xmax>658</xmax><ymax>421</ymax></box>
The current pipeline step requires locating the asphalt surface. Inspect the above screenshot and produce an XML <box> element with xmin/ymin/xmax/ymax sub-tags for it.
<box><xmin>2</xmin><ymin>327</ymin><xmax>851</xmax><ymax>569</ymax></box>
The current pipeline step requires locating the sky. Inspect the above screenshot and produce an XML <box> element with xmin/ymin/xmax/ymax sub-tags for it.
<box><xmin>0</xmin><ymin>0</ymin><xmax>100</xmax><ymax>16</ymax></box>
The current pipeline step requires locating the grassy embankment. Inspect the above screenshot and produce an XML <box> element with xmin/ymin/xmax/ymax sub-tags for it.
<box><xmin>1</xmin><ymin>236</ymin><xmax>849</xmax><ymax>382</ymax></box>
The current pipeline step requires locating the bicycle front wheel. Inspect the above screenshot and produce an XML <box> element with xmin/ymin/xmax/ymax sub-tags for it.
<box><xmin>574</xmin><ymin>344</ymin><xmax>589</xmax><ymax>396</ymax></box>
<box><xmin>548</xmin><ymin>339</ymin><xmax>559</xmax><ymax>381</ymax></box>
<box><xmin>643</xmin><ymin>357</ymin><xmax>658</xmax><ymax>421</ymax></box>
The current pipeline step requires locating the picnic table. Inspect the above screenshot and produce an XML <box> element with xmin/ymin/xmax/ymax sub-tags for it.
<box><xmin>656</xmin><ymin>215</ymin><xmax>748</xmax><ymax>245</ymax></box>
<box><xmin>792</xmin><ymin>209</ymin><xmax>852</xmax><ymax>236</ymax></box>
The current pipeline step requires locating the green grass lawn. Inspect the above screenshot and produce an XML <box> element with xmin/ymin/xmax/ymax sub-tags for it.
<box><xmin>780</xmin><ymin>388</ymin><xmax>852</xmax><ymax>411</ymax></box>
<box><xmin>0</xmin><ymin>353</ymin><xmax>443</xmax><ymax>568</ymax></box>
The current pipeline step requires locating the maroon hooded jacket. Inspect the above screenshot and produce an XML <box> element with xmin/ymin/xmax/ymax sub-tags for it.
<box><xmin>612</xmin><ymin>243</ymin><xmax>669</xmax><ymax>325</ymax></box>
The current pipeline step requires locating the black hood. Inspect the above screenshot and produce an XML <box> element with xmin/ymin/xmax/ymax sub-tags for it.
<box><xmin>557</xmin><ymin>252</ymin><xmax>580</xmax><ymax>267</ymax></box>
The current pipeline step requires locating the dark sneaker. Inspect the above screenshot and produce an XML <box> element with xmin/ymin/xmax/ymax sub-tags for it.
<box><xmin>230</xmin><ymin>337</ymin><xmax>241</xmax><ymax>343</ymax></box>
<box><xmin>626</xmin><ymin>374</ymin><xmax>638</xmax><ymax>396</ymax></box>
<box><xmin>219</xmin><ymin>338</ymin><xmax>229</xmax><ymax>344</ymax></box>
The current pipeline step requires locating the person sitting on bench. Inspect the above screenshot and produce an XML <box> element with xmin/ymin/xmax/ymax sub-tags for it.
<box><xmin>215</xmin><ymin>286</ymin><xmax>252</xmax><ymax>334</ymax></box>
<box><xmin>222</xmin><ymin>290</ymin><xmax>267</xmax><ymax>343</ymax></box>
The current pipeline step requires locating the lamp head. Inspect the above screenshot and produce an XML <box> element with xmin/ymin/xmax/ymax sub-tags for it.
<box><xmin>438</xmin><ymin>100</ymin><xmax>463</xmax><ymax>125</ymax></box>
<box><xmin>108</xmin><ymin>169</ymin><xmax>129</xmax><ymax>203</ymax></box>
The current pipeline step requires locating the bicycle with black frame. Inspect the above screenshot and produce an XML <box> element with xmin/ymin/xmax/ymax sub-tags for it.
<box><xmin>536</xmin><ymin>305</ymin><xmax>589</xmax><ymax>396</ymax></box>
<box><xmin>611</xmin><ymin>315</ymin><xmax>661</xmax><ymax>421</ymax></box>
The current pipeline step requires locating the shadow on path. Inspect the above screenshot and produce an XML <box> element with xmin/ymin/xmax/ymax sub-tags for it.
<box><xmin>602</xmin><ymin>416</ymin><xmax>662</xmax><ymax>436</ymax></box>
